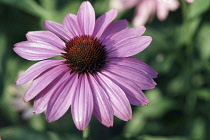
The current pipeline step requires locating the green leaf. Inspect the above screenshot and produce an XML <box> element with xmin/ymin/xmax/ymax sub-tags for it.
<box><xmin>189</xmin><ymin>0</ymin><xmax>210</xmax><ymax>19</ymax></box>
<box><xmin>137</xmin><ymin>135</ymin><xmax>190</xmax><ymax>140</ymax></box>
<box><xmin>40</xmin><ymin>0</ymin><xmax>56</xmax><ymax>12</ymax></box>
<box><xmin>123</xmin><ymin>112</ymin><xmax>146</xmax><ymax>138</ymax></box>
<box><xmin>29</xmin><ymin>115</ymin><xmax>46</xmax><ymax>131</ymax></box>
<box><xmin>0</xmin><ymin>33</ymin><xmax>7</xmax><ymax>76</ymax></box>
<box><xmin>168</xmin><ymin>74</ymin><xmax>187</xmax><ymax>94</ymax></box>
<box><xmin>0</xmin><ymin>0</ymin><xmax>50</xmax><ymax>18</ymax></box>
<box><xmin>190</xmin><ymin>117</ymin><xmax>205</xmax><ymax>140</ymax></box>
<box><xmin>39</xmin><ymin>1</ymin><xmax>81</xmax><ymax>22</ymax></box>
<box><xmin>141</xmin><ymin>89</ymin><xmax>174</xmax><ymax>118</ymax></box>
<box><xmin>194</xmin><ymin>89</ymin><xmax>210</xmax><ymax>101</ymax></box>
<box><xmin>0</xmin><ymin>127</ymin><xmax>48</xmax><ymax>140</ymax></box>
<box><xmin>124</xmin><ymin>89</ymin><xmax>174</xmax><ymax>137</ymax></box>
<box><xmin>47</xmin><ymin>132</ymin><xmax>61</xmax><ymax>140</ymax></box>
<box><xmin>197</xmin><ymin>23</ymin><xmax>210</xmax><ymax>60</ymax></box>
<box><xmin>183</xmin><ymin>17</ymin><xmax>201</xmax><ymax>45</ymax></box>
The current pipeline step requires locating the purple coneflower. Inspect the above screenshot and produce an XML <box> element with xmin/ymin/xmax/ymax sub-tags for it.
<box><xmin>110</xmin><ymin>0</ymin><xmax>179</xmax><ymax>26</ymax></box>
<box><xmin>13</xmin><ymin>1</ymin><xmax>157</xmax><ymax>130</ymax></box>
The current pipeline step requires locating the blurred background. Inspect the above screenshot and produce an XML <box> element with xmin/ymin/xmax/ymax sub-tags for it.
<box><xmin>0</xmin><ymin>0</ymin><xmax>210</xmax><ymax>140</ymax></box>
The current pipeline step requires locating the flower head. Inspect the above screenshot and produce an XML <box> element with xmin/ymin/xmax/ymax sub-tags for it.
<box><xmin>110</xmin><ymin>0</ymin><xmax>179</xmax><ymax>26</ymax></box>
<box><xmin>13</xmin><ymin>1</ymin><xmax>157</xmax><ymax>130</ymax></box>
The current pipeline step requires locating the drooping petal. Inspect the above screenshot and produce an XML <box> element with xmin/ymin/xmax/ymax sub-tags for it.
<box><xmin>108</xmin><ymin>57</ymin><xmax>158</xmax><ymax>78</ymax></box>
<box><xmin>63</xmin><ymin>14</ymin><xmax>82</xmax><ymax>37</ymax></box>
<box><xmin>13</xmin><ymin>41</ymin><xmax>64</xmax><ymax>60</ymax></box>
<box><xmin>168</xmin><ymin>0</ymin><xmax>180</xmax><ymax>10</ymax></box>
<box><xmin>108</xmin><ymin>36</ymin><xmax>152</xmax><ymax>57</ymax></box>
<box><xmin>24</xmin><ymin>65</ymin><xmax>68</xmax><ymax>102</ymax></box>
<box><xmin>44</xmin><ymin>21</ymin><xmax>72</xmax><ymax>41</ymax></box>
<box><xmin>156</xmin><ymin>2</ymin><xmax>169</xmax><ymax>21</ymax></box>
<box><xmin>186</xmin><ymin>0</ymin><xmax>194</xmax><ymax>3</ymax></box>
<box><xmin>104</xmin><ymin>26</ymin><xmax>146</xmax><ymax>51</ymax></box>
<box><xmin>95</xmin><ymin>73</ymin><xmax>132</xmax><ymax>121</ymax></box>
<box><xmin>100</xmin><ymin>19</ymin><xmax>128</xmax><ymax>42</ymax></box>
<box><xmin>77</xmin><ymin>1</ymin><xmax>95</xmax><ymax>35</ymax></box>
<box><xmin>133</xmin><ymin>0</ymin><xmax>156</xmax><ymax>26</ymax></box>
<box><xmin>158</xmin><ymin>0</ymin><xmax>179</xmax><ymax>12</ymax></box>
<box><xmin>101</xmin><ymin>70</ymin><xmax>149</xmax><ymax>106</ymax></box>
<box><xmin>71</xmin><ymin>74</ymin><xmax>93</xmax><ymax>130</ymax></box>
<box><xmin>26</xmin><ymin>31</ymin><xmax>65</xmax><ymax>49</ymax></box>
<box><xmin>93</xmin><ymin>9</ymin><xmax>118</xmax><ymax>38</ymax></box>
<box><xmin>16</xmin><ymin>60</ymin><xmax>64</xmax><ymax>85</ymax></box>
<box><xmin>33</xmin><ymin>70</ymin><xmax>70</xmax><ymax>114</ymax></box>
<box><xmin>110</xmin><ymin>0</ymin><xmax>139</xmax><ymax>10</ymax></box>
<box><xmin>46</xmin><ymin>73</ymin><xmax>77</xmax><ymax>122</ymax></box>
<box><xmin>156</xmin><ymin>0</ymin><xmax>180</xmax><ymax>22</ymax></box>
<box><xmin>105</xmin><ymin>64</ymin><xmax>156</xmax><ymax>90</ymax></box>
<box><xmin>88</xmin><ymin>74</ymin><xmax>113</xmax><ymax>127</ymax></box>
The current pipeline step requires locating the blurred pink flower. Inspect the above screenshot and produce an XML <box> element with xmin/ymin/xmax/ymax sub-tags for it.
<box><xmin>13</xmin><ymin>1</ymin><xmax>157</xmax><ymax>130</ymax></box>
<box><xmin>9</xmin><ymin>71</ymin><xmax>34</xmax><ymax>120</ymax></box>
<box><xmin>110</xmin><ymin>0</ymin><xmax>179</xmax><ymax>26</ymax></box>
<box><xmin>186</xmin><ymin>0</ymin><xmax>194</xmax><ymax>3</ymax></box>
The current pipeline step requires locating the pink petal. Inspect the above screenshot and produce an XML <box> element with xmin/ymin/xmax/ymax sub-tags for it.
<box><xmin>14</xmin><ymin>41</ymin><xmax>64</xmax><ymax>60</ymax></box>
<box><xmin>133</xmin><ymin>0</ymin><xmax>156</xmax><ymax>26</ymax></box>
<box><xmin>33</xmin><ymin>71</ymin><xmax>70</xmax><ymax>114</ymax></box>
<box><xmin>108</xmin><ymin>57</ymin><xmax>158</xmax><ymax>78</ymax></box>
<box><xmin>77</xmin><ymin>1</ymin><xmax>95</xmax><ymax>35</ymax></box>
<box><xmin>101</xmin><ymin>71</ymin><xmax>149</xmax><ymax>106</ymax></box>
<box><xmin>63</xmin><ymin>14</ymin><xmax>82</xmax><ymax>37</ymax></box>
<box><xmin>111</xmin><ymin>0</ymin><xmax>139</xmax><ymax>10</ymax></box>
<box><xmin>100</xmin><ymin>19</ymin><xmax>128</xmax><ymax>42</ymax></box>
<box><xmin>108</xmin><ymin>36</ymin><xmax>152</xmax><ymax>57</ymax></box>
<box><xmin>104</xmin><ymin>26</ymin><xmax>146</xmax><ymax>51</ymax></box>
<box><xmin>71</xmin><ymin>74</ymin><xmax>93</xmax><ymax>130</ymax></box>
<box><xmin>186</xmin><ymin>0</ymin><xmax>194</xmax><ymax>3</ymax></box>
<box><xmin>156</xmin><ymin>2</ymin><xmax>169</xmax><ymax>21</ymax></box>
<box><xmin>26</xmin><ymin>31</ymin><xmax>65</xmax><ymax>49</ymax></box>
<box><xmin>46</xmin><ymin>73</ymin><xmax>77</xmax><ymax>122</ymax></box>
<box><xmin>88</xmin><ymin>74</ymin><xmax>113</xmax><ymax>127</ymax></box>
<box><xmin>105</xmin><ymin>64</ymin><xmax>156</xmax><ymax>90</ymax></box>
<box><xmin>16</xmin><ymin>60</ymin><xmax>64</xmax><ymax>85</ymax></box>
<box><xmin>93</xmin><ymin>9</ymin><xmax>118</xmax><ymax>38</ymax></box>
<box><xmin>167</xmin><ymin>0</ymin><xmax>180</xmax><ymax>10</ymax></box>
<box><xmin>44</xmin><ymin>21</ymin><xmax>72</xmax><ymax>41</ymax></box>
<box><xmin>24</xmin><ymin>65</ymin><xmax>68</xmax><ymax>102</ymax></box>
<box><xmin>95</xmin><ymin>73</ymin><xmax>132</xmax><ymax>121</ymax></box>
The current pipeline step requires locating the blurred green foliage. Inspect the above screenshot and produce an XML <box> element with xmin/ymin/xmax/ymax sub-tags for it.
<box><xmin>0</xmin><ymin>0</ymin><xmax>210</xmax><ymax>140</ymax></box>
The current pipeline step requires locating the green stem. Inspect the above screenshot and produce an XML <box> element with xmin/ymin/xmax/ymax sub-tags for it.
<box><xmin>82</xmin><ymin>126</ymin><xmax>89</xmax><ymax>140</ymax></box>
<box><xmin>180</xmin><ymin>0</ymin><xmax>197</xmax><ymax>137</ymax></box>
<box><xmin>180</xmin><ymin>0</ymin><xmax>193</xmax><ymax>64</ymax></box>
<box><xmin>180</xmin><ymin>0</ymin><xmax>188</xmax><ymax>21</ymax></box>
<box><xmin>180</xmin><ymin>0</ymin><xmax>192</xmax><ymax>103</ymax></box>
<box><xmin>180</xmin><ymin>0</ymin><xmax>191</xmax><ymax>46</ymax></box>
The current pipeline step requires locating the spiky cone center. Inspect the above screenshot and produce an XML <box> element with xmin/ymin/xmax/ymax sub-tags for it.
<box><xmin>62</xmin><ymin>35</ymin><xmax>108</xmax><ymax>75</ymax></box>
